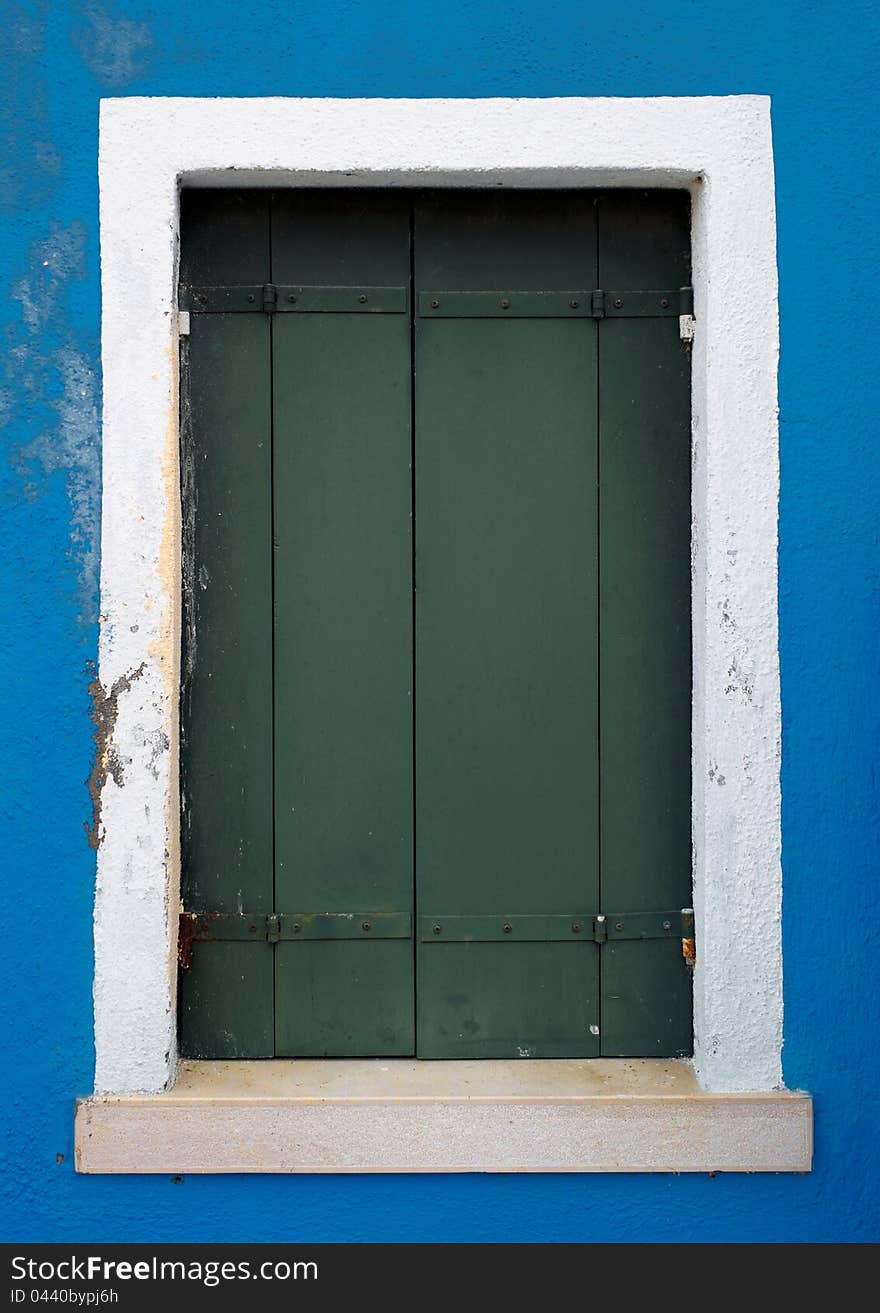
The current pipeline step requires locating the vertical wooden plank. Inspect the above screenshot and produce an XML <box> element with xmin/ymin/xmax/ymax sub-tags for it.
<box><xmin>415</xmin><ymin>193</ymin><xmax>600</xmax><ymax>1058</ymax></box>
<box><xmin>598</xmin><ymin>190</ymin><xmax>694</xmax><ymax>1056</ymax></box>
<box><xmin>178</xmin><ymin>191</ymin><xmax>274</xmax><ymax>1058</ymax></box>
<box><xmin>272</xmin><ymin>193</ymin><xmax>415</xmax><ymax>1056</ymax></box>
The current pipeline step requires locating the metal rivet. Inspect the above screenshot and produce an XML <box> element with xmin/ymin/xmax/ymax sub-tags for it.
<box><xmin>615</xmin><ymin>921</ymin><xmax>624</xmax><ymax>931</ymax></box>
<box><xmin>199</xmin><ymin>295</ymin><xmax>207</xmax><ymax>304</ymax></box>
<box><xmin>431</xmin><ymin>298</ymin><xmax>440</xmax><ymax>309</ymax></box>
<box><xmin>293</xmin><ymin>922</ymin><xmax>301</xmax><ymax>933</ymax></box>
<box><xmin>503</xmin><ymin>922</ymin><xmax>512</xmax><ymax>933</ymax></box>
<box><xmin>570</xmin><ymin>299</ymin><xmax>579</xmax><ymax>309</ymax></box>
<box><xmin>247</xmin><ymin>294</ymin><xmax>255</xmax><ymax>303</ymax></box>
<box><xmin>614</xmin><ymin>298</ymin><xmax>623</xmax><ymax>308</ymax></box>
<box><xmin>661</xmin><ymin>298</ymin><xmax>669</xmax><ymax>309</ymax></box>
<box><xmin>358</xmin><ymin>294</ymin><xmax>368</xmax><ymax>304</ymax></box>
<box><xmin>663</xmin><ymin>919</ymin><xmax>671</xmax><ymax>930</ymax></box>
<box><xmin>500</xmin><ymin>298</ymin><xmax>510</xmax><ymax>310</ymax></box>
<box><xmin>362</xmin><ymin>921</ymin><xmax>371</xmax><ymax>932</ymax></box>
<box><xmin>288</xmin><ymin>294</ymin><xmax>297</xmax><ymax>303</ymax></box>
<box><xmin>572</xmin><ymin>922</ymin><xmax>583</xmax><ymax>933</ymax></box>
<box><xmin>432</xmin><ymin>923</ymin><xmax>442</xmax><ymax>935</ymax></box>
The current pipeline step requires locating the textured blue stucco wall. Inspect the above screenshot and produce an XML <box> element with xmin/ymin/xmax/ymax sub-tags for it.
<box><xmin>1</xmin><ymin>0</ymin><xmax>878</xmax><ymax>1243</ymax></box>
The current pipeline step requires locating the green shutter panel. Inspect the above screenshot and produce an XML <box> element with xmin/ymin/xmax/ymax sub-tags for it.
<box><xmin>413</xmin><ymin>194</ymin><xmax>601</xmax><ymax>1058</ymax></box>
<box><xmin>179</xmin><ymin>191</ymin><xmax>274</xmax><ymax>1058</ymax></box>
<box><xmin>271</xmin><ymin>193</ymin><xmax>415</xmax><ymax>1056</ymax></box>
<box><xmin>598</xmin><ymin>191</ymin><xmax>693</xmax><ymax>1055</ymax></box>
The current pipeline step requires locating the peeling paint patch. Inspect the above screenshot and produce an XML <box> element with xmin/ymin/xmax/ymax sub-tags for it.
<box><xmin>69</xmin><ymin>1</ymin><xmax>154</xmax><ymax>88</ymax></box>
<box><xmin>0</xmin><ymin>4</ymin><xmax>61</xmax><ymax>214</ymax></box>
<box><xmin>2</xmin><ymin>222</ymin><xmax>100</xmax><ymax>630</ymax></box>
<box><xmin>84</xmin><ymin>660</ymin><xmax>146</xmax><ymax>850</ymax></box>
<box><xmin>724</xmin><ymin>656</ymin><xmax>755</xmax><ymax>704</ymax></box>
<box><xmin>11</xmin><ymin>222</ymin><xmax>89</xmax><ymax>334</ymax></box>
<box><xmin>147</xmin><ymin>728</ymin><xmax>171</xmax><ymax>780</ymax></box>
<box><xmin>720</xmin><ymin>597</ymin><xmax>737</xmax><ymax>633</ymax></box>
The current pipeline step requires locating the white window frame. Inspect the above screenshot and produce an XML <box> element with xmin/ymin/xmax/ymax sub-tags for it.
<box><xmin>80</xmin><ymin>97</ymin><xmax>805</xmax><ymax>1173</ymax></box>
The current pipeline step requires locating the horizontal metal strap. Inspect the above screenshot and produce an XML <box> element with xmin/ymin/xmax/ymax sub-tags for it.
<box><xmin>180</xmin><ymin>911</ymin><xmax>412</xmax><ymax>942</ymax></box>
<box><xmin>419</xmin><ymin>289</ymin><xmax>692</xmax><ymax>319</ymax></box>
<box><xmin>419</xmin><ymin>910</ymin><xmax>694</xmax><ymax>942</ymax></box>
<box><xmin>179</xmin><ymin>285</ymin><xmax>692</xmax><ymax>318</ymax></box>
<box><xmin>178</xmin><ymin>284</ymin><xmax>408</xmax><ymax>314</ymax></box>
<box><xmin>178</xmin><ymin>909</ymin><xmax>693</xmax><ymax>965</ymax></box>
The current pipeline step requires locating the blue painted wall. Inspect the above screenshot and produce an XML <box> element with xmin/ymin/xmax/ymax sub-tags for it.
<box><xmin>2</xmin><ymin>0</ymin><xmax>878</xmax><ymax>1243</ymax></box>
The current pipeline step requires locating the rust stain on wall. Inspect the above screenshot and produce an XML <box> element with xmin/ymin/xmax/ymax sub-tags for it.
<box><xmin>84</xmin><ymin>660</ymin><xmax>146</xmax><ymax>850</ymax></box>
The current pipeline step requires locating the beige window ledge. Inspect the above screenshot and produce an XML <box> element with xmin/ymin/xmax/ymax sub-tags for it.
<box><xmin>75</xmin><ymin>1059</ymin><xmax>812</xmax><ymax>1174</ymax></box>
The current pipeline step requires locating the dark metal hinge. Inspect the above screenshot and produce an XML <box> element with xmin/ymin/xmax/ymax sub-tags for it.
<box><xmin>262</xmin><ymin>283</ymin><xmax>277</xmax><ymax>314</ymax></box>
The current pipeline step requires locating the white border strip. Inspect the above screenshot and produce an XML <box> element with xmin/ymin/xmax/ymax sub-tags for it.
<box><xmin>95</xmin><ymin>97</ymin><xmax>781</xmax><ymax>1095</ymax></box>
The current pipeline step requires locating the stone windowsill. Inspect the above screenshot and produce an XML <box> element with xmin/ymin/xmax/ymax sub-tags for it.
<box><xmin>75</xmin><ymin>1058</ymin><xmax>812</xmax><ymax>1174</ymax></box>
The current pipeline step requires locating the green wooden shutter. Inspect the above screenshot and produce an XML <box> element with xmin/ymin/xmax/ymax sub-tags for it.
<box><xmin>413</xmin><ymin>193</ymin><xmax>601</xmax><ymax>1057</ymax></box>
<box><xmin>179</xmin><ymin>191</ymin><xmax>274</xmax><ymax>1058</ymax></box>
<box><xmin>597</xmin><ymin>192</ymin><xmax>693</xmax><ymax>1056</ymax></box>
<box><xmin>271</xmin><ymin>193</ymin><xmax>414</xmax><ymax>1056</ymax></box>
<box><xmin>178</xmin><ymin>188</ymin><xmax>693</xmax><ymax>1061</ymax></box>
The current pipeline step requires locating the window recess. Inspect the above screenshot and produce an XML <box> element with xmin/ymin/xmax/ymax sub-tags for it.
<box><xmin>177</xmin><ymin>188</ymin><xmax>693</xmax><ymax>1061</ymax></box>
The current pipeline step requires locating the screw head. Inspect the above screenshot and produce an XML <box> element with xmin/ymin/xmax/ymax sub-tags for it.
<box><xmin>432</xmin><ymin>923</ymin><xmax>442</xmax><ymax>935</ymax></box>
<box><xmin>570</xmin><ymin>299</ymin><xmax>579</xmax><ymax>309</ymax></box>
<box><xmin>431</xmin><ymin>298</ymin><xmax>440</xmax><ymax>309</ymax></box>
<box><xmin>572</xmin><ymin>921</ymin><xmax>583</xmax><ymax>933</ymax></box>
<box><xmin>614</xmin><ymin>298</ymin><xmax>623</xmax><ymax>309</ymax></box>
<box><xmin>361</xmin><ymin>921</ymin><xmax>371</xmax><ymax>932</ymax></box>
<box><xmin>247</xmin><ymin>294</ymin><xmax>255</xmax><ymax>303</ymax></box>
<box><xmin>500</xmin><ymin>298</ymin><xmax>510</xmax><ymax>310</ymax></box>
<box><xmin>358</xmin><ymin>294</ymin><xmax>368</xmax><ymax>304</ymax></box>
<box><xmin>292</xmin><ymin>922</ymin><xmax>301</xmax><ymax>933</ymax></box>
<box><xmin>288</xmin><ymin>294</ymin><xmax>297</xmax><ymax>303</ymax></box>
<box><xmin>663</xmin><ymin>919</ymin><xmax>671</xmax><ymax>930</ymax></box>
<box><xmin>503</xmin><ymin>922</ymin><xmax>512</xmax><ymax>934</ymax></box>
<box><xmin>661</xmin><ymin>298</ymin><xmax>669</xmax><ymax>309</ymax></box>
<box><xmin>615</xmin><ymin>921</ymin><xmax>624</xmax><ymax>931</ymax></box>
<box><xmin>199</xmin><ymin>295</ymin><xmax>207</xmax><ymax>304</ymax></box>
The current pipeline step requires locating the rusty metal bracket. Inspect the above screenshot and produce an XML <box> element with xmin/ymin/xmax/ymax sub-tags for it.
<box><xmin>177</xmin><ymin>911</ymin><xmax>198</xmax><ymax>970</ymax></box>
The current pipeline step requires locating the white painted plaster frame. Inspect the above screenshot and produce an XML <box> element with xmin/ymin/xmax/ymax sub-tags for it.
<box><xmin>95</xmin><ymin>97</ymin><xmax>782</xmax><ymax>1097</ymax></box>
